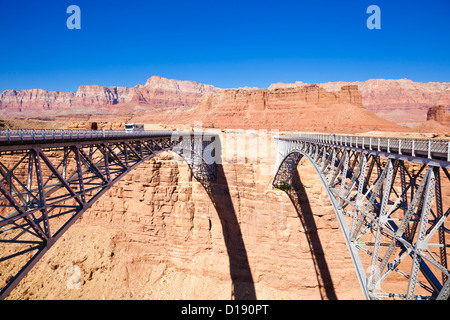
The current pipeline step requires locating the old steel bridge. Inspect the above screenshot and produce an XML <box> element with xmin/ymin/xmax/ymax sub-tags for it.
<box><xmin>0</xmin><ymin>129</ymin><xmax>216</xmax><ymax>299</ymax></box>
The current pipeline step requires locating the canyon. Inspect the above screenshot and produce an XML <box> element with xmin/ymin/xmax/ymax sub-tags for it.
<box><xmin>0</xmin><ymin>76</ymin><xmax>221</xmax><ymax>113</ymax></box>
<box><xmin>1</xmin><ymin>77</ymin><xmax>448</xmax><ymax>132</ymax></box>
<box><xmin>3</xmin><ymin>129</ymin><xmax>363</xmax><ymax>300</ymax></box>
<box><xmin>270</xmin><ymin>78</ymin><xmax>450</xmax><ymax>128</ymax></box>
<box><xmin>0</xmin><ymin>75</ymin><xmax>449</xmax><ymax>300</ymax></box>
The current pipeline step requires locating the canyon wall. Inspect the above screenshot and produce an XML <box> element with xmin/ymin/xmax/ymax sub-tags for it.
<box><xmin>2</xmin><ymin>77</ymin><xmax>448</xmax><ymax>131</ymax></box>
<box><xmin>0</xmin><ymin>76</ymin><xmax>222</xmax><ymax>112</ymax></box>
<box><xmin>161</xmin><ymin>84</ymin><xmax>409</xmax><ymax>133</ymax></box>
<box><xmin>427</xmin><ymin>105</ymin><xmax>450</xmax><ymax>126</ymax></box>
<box><xmin>270</xmin><ymin>79</ymin><xmax>450</xmax><ymax>127</ymax></box>
<box><xmin>0</xmin><ymin>89</ymin><xmax>75</xmax><ymax>112</ymax></box>
<box><xmin>6</xmin><ymin>131</ymin><xmax>363</xmax><ymax>300</ymax></box>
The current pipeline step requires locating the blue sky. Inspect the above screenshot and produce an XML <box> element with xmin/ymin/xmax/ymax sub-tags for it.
<box><xmin>0</xmin><ymin>0</ymin><xmax>449</xmax><ymax>92</ymax></box>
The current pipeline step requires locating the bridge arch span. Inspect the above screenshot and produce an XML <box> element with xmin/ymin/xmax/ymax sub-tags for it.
<box><xmin>273</xmin><ymin>135</ymin><xmax>450</xmax><ymax>300</ymax></box>
<box><xmin>0</xmin><ymin>130</ymin><xmax>218</xmax><ymax>299</ymax></box>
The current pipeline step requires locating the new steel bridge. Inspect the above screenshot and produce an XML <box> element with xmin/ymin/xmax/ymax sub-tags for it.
<box><xmin>273</xmin><ymin>133</ymin><xmax>450</xmax><ymax>300</ymax></box>
<box><xmin>0</xmin><ymin>129</ymin><xmax>449</xmax><ymax>300</ymax></box>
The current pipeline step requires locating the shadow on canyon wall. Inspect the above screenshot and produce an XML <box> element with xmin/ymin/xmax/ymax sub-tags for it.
<box><xmin>284</xmin><ymin>166</ymin><xmax>338</xmax><ymax>300</ymax></box>
<box><xmin>201</xmin><ymin>163</ymin><xmax>257</xmax><ymax>300</ymax></box>
<box><xmin>194</xmin><ymin>134</ymin><xmax>256</xmax><ymax>300</ymax></box>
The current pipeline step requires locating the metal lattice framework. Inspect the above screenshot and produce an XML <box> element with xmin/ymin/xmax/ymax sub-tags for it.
<box><xmin>0</xmin><ymin>129</ymin><xmax>217</xmax><ymax>299</ymax></box>
<box><xmin>273</xmin><ymin>134</ymin><xmax>450</xmax><ymax>300</ymax></box>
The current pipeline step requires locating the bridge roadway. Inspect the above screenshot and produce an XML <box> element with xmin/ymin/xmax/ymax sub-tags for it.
<box><xmin>0</xmin><ymin>129</ymin><xmax>449</xmax><ymax>300</ymax></box>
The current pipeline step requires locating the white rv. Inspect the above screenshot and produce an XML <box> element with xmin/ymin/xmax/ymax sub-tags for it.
<box><xmin>124</xmin><ymin>123</ymin><xmax>144</xmax><ymax>132</ymax></box>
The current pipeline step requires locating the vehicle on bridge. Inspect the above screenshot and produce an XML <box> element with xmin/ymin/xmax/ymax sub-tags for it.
<box><xmin>124</xmin><ymin>123</ymin><xmax>144</xmax><ymax>132</ymax></box>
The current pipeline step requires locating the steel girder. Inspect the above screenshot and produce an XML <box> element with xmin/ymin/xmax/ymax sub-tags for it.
<box><xmin>0</xmin><ymin>131</ymin><xmax>217</xmax><ymax>299</ymax></box>
<box><xmin>273</xmin><ymin>135</ymin><xmax>450</xmax><ymax>300</ymax></box>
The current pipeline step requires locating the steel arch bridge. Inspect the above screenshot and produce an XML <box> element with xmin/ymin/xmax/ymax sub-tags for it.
<box><xmin>0</xmin><ymin>129</ymin><xmax>217</xmax><ymax>299</ymax></box>
<box><xmin>1</xmin><ymin>129</ymin><xmax>450</xmax><ymax>300</ymax></box>
<box><xmin>273</xmin><ymin>134</ymin><xmax>450</xmax><ymax>300</ymax></box>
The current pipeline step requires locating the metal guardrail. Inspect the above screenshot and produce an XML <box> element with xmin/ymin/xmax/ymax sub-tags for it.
<box><xmin>0</xmin><ymin>129</ymin><xmax>217</xmax><ymax>145</ymax></box>
<box><xmin>277</xmin><ymin>134</ymin><xmax>450</xmax><ymax>162</ymax></box>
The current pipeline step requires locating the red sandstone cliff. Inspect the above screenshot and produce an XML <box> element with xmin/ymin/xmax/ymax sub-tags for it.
<box><xmin>0</xmin><ymin>76</ymin><xmax>222</xmax><ymax>112</ymax></box>
<box><xmin>50</xmin><ymin>83</ymin><xmax>410</xmax><ymax>133</ymax></box>
<box><xmin>270</xmin><ymin>79</ymin><xmax>450</xmax><ymax>127</ymax></box>
<box><xmin>152</xmin><ymin>84</ymin><xmax>408</xmax><ymax>133</ymax></box>
<box><xmin>0</xmin><ymin>89</ymin><xmax>75</xmax><ymax>112</ymax></box>
<box><xmin>412</xmin><ymin>105</ymin><xmax>450</xmax><ymax>133</ymax></box>
<box><xmin>427</xmin><ymin>105</ymin><xmax>450</xmax><ymax>125</ymax></box>
<box><xmin>1</xmin><ymin>77</ymin><xmax>447</xmax><ymax>133</ymax></box>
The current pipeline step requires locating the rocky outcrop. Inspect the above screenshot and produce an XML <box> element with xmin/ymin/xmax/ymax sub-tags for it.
<box><xmin>427</xmin><ymin>105</ymin><xmax>450</xmax><ymax>126</ymax></box>
<box><xmin>0</xmin><ymin>76</ymin><xmax>222</xmax><ymax>112</ymax></box>
<box><xmin>414</xmin><ymin>105</ymin><xmax>450</xmax><ymax>132</ymax></box>
<box><xmin>0</xmin><ymin>89</ymin><xmax>75</xmax><ymax>112</ymax></box>
<box><xmin>68</xmin><ymin>84</ymin><xmax>407</xmax><ymax>133</ymax></box>
<box><xmin>176</xmin><ymin>84</ymin><xmax>407</xmax><ymax>133</ymax></box>
<box><xmin>199</xmin><ymin>84</ymin><xmax>362</xmax><ymax>112</ymax></box>
<box><xmin>270</xmin><ymin>79</ymin><xmax>450</xmax><ymax>127</ymax></box>
<box><xmin>2</xmin><ymin>77</ymin><xmax>447</xmax><ymax>131</ymax></box>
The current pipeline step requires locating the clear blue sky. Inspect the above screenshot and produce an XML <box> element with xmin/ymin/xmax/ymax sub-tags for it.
<box><xmin>0</xmin><ymin>0</ymin><xmax>449</xmax><ymax>92</ymax></box>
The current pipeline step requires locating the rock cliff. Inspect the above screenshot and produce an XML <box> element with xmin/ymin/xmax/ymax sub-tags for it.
<box><xmin>0</xmin><ymin>76</ymin><xmax>222</xmax><ymax>112</ymax></box>
<box><xmin>1</xmin><ymin>77</ymin><xmax>447</xmax><ymax>132</ymax></box>
<box><xmin>412</xmin><ymin>105</ymin><xmax>450</xmax><ymax>133</ymax></box>
<box><xmin>0</xmin><ymin>89</ymin><xmax>75</xmax><ymax>112</ymax></box>
<box><xmin>427</xmin><ymin>105</ymin><xmax>450</xmax><ymax>126</ymax></box>
<box><xmin>166</xmin><ymin>84</ymin><xmax>408</xmax><ymax>133</ymax></box>
<box><xmin>270</xmin><ymin>79</ymin><xmax>450</xmax><ymax>127</ymax></box>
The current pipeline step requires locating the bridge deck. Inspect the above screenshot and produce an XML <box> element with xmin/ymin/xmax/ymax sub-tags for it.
<box><xmin>277</xmin><ymin>134</ymin><xmax>450</xmax><ymax>167</ymax></box>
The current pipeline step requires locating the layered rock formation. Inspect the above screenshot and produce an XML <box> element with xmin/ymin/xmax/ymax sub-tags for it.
<box><xmin>158</xmin><ymin>84</ymin><xmax>409</xmax><ymax>133</ymax></box>
<box><xmin>0</xmin><ymin>89</ymin><xmax>75</xmax><ymax>112</ymax></box>
<box><xmin>58</xmin><ymin>83</ymin><xmax>408</xmax><ymax>133</ymax></box>
<box><xmin>1</xmin><ymin>77</ymin><xmax>447</xmax><ymax>132</ymax></box>
<box><xmin>270</xmin><ymin>79</ymin><xmax>450</xmax><ymax>127</ymax></box>
<box><xmin>412</xmin><ymin>105</ymin><xmax>450</xmax><ymax>133</ymax></box>
<box><xmin>0</xmin><ymin>76</ymin><xmax>222</xmax><ymax>112</ymax></box>
<box><xmin>427</xmin><ymin>105</ymin><xmax>450</xmax><ymax>126</ymax></box>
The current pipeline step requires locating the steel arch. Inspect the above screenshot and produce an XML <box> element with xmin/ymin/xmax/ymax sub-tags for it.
<box><xmin>0</xmin><ymin>130</ymin><xmax>218</xmax><ymax>299</ymax></box>
<box><xmin>273</xmin><ymin>135</ymin><xmax>450</xmax><ymax>300</ymax></box>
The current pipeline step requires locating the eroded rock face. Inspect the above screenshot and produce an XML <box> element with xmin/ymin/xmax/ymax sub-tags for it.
<box><xmin>2</xmin><ymin>77</ymin><xmax>447</xmax><ymax>132</ymax></box>
<box><xmin>6</xmin><ymin>132</ymin><xmax>363</xmax><ymax>300</ymax></box>
<box><xmin>0</xmin><ymin>76</ymin><xmax>222</xmax><ymax>112</ymax></box>
<box><xmin>270</xmin><ymin>79</ymin><xmax>450</xmax><ymax>127</ymax></box>
<box><xmin>427</xmin><ymin>105</ymin><xmax>450</xmax><ymax>126</ymax></box>
<box><xmin>200</xmin><ymin>85</ymin><xmax>362</xmax><ymax>112</ymax></box>
<box><xmin>185</xmin><ymin>85</ymin><xmax>407</xmax><ymax>133</ymax></box>
<box><xmin>0</xmin><ymin>89</ymin><xmax>75</xmax><ymax>112</ymax></box>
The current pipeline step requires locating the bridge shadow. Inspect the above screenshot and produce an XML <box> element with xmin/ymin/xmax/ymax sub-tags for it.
<box><xmin>284</xmin><ymin>166</ymin><xmax>338</xmax><ymax>300</ymax></box>
<box><xmin>200</xmin><ymin>163</ymin><xmax>256</xmax><ymax>300</ymax></box>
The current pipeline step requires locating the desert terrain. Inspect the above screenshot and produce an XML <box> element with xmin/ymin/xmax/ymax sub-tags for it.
<box><xmin>0</xmin><ymin>76</ymin><xmax>449</xmax><ymax>300</ymax></box>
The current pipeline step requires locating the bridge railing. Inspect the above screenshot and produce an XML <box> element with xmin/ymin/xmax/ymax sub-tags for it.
<box><xmin>0</xmin><ymin>129</ymin><xmax>191</xmax><ymax>144</ymax></box>
<box><xmin>277</xmin><ymin>134</ymin><xmax>450</xmax><ymax>162</ymax></box>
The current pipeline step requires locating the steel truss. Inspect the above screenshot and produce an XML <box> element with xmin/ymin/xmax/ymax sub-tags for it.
<box><xmin>273</xmin><ymin>135</ymin><xmax>450</xmax><ymax>300</ymax></box>
<box><xmin>0</xmin><ymin>130</ymin><xmax>217</xmax><ymax>299</ymax></box>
